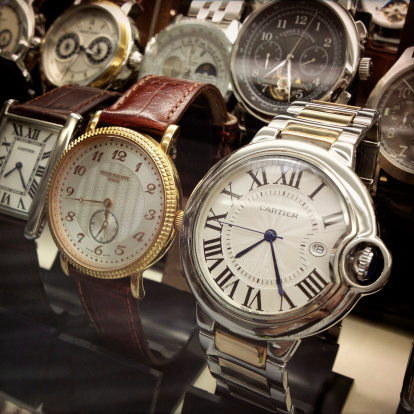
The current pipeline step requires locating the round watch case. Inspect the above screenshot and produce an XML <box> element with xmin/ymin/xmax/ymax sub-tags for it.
<box><xmin>230</xmin><ymin>0</ymin><xmax>368</xmax><ymax>121</ymax></box>
<box><xmin>40</xmin><ymin>1</ymin><xmax>140</xmax><ymax>89</ymax></box>
<box><xmin>366</xmin><ymin>46</ymin><xmax>414</xmax><ymax>185</ymax></box>
<box><xmin>139</xmin><ymin>17</ymin><xmax>233</xmax><ymax>101</ymax></box>
<box><xmin>181</xmin><ymin>135</ymin><xmax>391</xmax><ymax>342</ymax></box>
<box><xmin>360</xmin><ymin>0</ymin><xmax>410</xmax><ymax>29</ymax></box>
<box><xmin>48</xmin><ymin>125</ymin><xmax>181</xmax><ymax>280</ymax></box>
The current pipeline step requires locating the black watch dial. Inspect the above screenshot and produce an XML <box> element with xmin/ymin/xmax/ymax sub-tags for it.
<box><xmin>231</xmin><ymin>0</ymin><xmax>350</xmax><ymax>118</ymax></box>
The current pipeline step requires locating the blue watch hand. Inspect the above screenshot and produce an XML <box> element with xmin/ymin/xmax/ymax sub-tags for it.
<box><xmin>270</xmin><ymin>240</ymin><xmax>284</xmax><ymax>298</ymax></box>
<box><xmin>235</xmin><ymin>238</ymin><xmax>266</xmax><ymax>258</ymax></box>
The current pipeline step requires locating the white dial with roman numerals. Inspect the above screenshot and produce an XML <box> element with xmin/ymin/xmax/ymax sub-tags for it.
<box><xmin>0</xmin><ymin>118</ymin><xmax>59</xmax><ymax>217</ymax></box>
<box><xmin>48</xmin><ymin>132</ymin><xmax>167</xmax><ymax>275</ymax></box>
<box><xmin>194</xmin><ymin>154</ymin><xmax>351</xmax><ymax>316</ymax></box>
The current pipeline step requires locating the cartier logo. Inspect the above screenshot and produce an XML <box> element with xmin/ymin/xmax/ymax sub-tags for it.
<box><xmin>259</xmin><ymin>205</ymin><xmax>298</xmax><ymax>219</ymax></box>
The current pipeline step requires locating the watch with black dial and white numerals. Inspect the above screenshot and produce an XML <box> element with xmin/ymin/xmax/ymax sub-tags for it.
<box><xmin>47</xmin><ymin>75</ymin><xmax>237</xmax><ymax>365</ymax></box>
<box><xmin>0</xmin><ymin>84</ymin><xmax>120</xmax><ymax>321</ymax></box>
<box><xmin>230</xmin><ymin>0</ymin><xmax>372</xmax><ymax>124</ymax></box>
<box><xmin>40</xmin><ymin>0</ymin><xmax>142</xmax><ymax>92</ymax></box>
<box><xmin>180</xmin><ymin>100</ymin><xmax>391</xmax><ymax>412</ymax></box>
<box><xmin>139</xmin><ymin>1</ymin><xmax>245</xmax><ymax>102</ymax></box>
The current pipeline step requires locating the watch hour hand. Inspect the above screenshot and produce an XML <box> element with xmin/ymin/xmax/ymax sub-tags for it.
<box><xmin>235</xmin><ymin>238</ymin><xmax>266</xmax><ymax>258</ymax></box>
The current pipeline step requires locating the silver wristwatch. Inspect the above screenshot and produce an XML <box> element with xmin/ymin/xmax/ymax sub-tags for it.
<box><xmin>180</xmin><ymin>100</ymin><xmax>391</xmax><ymax>412</ymax></box>
<box><xmin>139</xmin><ymin>1</ymin><xmax>245</xmax><ymax>101</ymax></box>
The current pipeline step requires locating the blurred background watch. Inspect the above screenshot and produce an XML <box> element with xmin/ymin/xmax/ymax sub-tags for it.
<box><xmin>40</xmin><ymin>0</ymin><xmax>143</xmax><ymax>92</ymax></box>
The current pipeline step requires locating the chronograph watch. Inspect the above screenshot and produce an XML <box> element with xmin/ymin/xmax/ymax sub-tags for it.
<box><xmin>139</xmin><ymin>1</ymin><xmax>245</xmax><ymax>102</ymax></box>
<box><xmin>180</xmin><ymin>100</ymin><xmax>391</xmax><ymax>412</ymax></box>
<box><xmin>40</xmin><ymin>0</ymin><xmax>142</xmax><ymax>91</ymax></box>
<box><xmin>47</xmin><ymin>75</ymin><xmax>237</xmax><ymax>365</ymax></box>
<box><xmin>230</xmin><ymin>0</ymin><xmax>373</xmax><ymax>124</ymax></box>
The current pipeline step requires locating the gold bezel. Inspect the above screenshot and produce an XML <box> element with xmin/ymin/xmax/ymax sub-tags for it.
<box><xmin>47</xmin><ymin>126</ymin><xmax>180</xmax><ymax>279</ymax></box>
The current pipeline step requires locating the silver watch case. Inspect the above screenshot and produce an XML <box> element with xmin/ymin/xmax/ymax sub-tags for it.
<box><xmin>366</xmin><ymin>46</ymin><xmax>414</xmax><ymax>185</ymax></box>
<box><xmin>230</xmin><ymin>0</ymin><xmax>368</xmax><ymax>122</ymax></box>
<box><xmin>139</xmin><ymin>16</ymin><xmax>238</xmax><ymax>102</ymax></box>
<box><xmin>181</xmin><ymin>134</ymin><xmax>391</xmax><ymax>342</ymax></box>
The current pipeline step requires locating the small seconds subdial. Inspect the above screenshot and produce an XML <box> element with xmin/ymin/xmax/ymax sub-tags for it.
<box><xmin>89</xmin><ymin>208</ymin><xmax>118</xmax><ymax>244</ymax></box>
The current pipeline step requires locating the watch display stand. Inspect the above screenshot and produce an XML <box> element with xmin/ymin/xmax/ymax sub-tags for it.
<box><xmin>182</xmin><ymin>334</ymin><xmax>353</xmax><ymax>414</ymax></box>
<box><xmin>0</xmin><ymin>258</ymin><xmax>206</xmax><ymax>414</ymax></box>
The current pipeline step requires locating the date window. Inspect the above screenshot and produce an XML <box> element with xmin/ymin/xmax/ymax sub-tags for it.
<box><xmin>309</xmin><ymin>242</ymin><xmax>327</xmax><ymax>257</ymax></box>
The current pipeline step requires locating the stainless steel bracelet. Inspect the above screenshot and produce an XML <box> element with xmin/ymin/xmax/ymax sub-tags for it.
<box><xmin>196</xmin><ymin>100</ymin><xmax>381</xmax><ymax>413</ymax></box>
<box><xmin>197</xmin><ymin>305</ymin><xmax>299</xmax><ymax>414</ymax></box>
<box><xmin>188</xmin><ymin>1</ymin><xmax>245</xmax><ymax>31</ymax></box>
<box><xmin>253</xmin><ymin>100</ymin><xmax>381</xmax><ymax>189</ymax></box>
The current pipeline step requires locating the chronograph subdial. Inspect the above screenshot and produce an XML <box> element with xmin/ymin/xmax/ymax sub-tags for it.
<box><xmin>56</xmin><ymin>33</ymin><xmax>80</xmax><ymax>60</ymax></box>
<box><xmin>299</xmin><ymin>46</ymin><xmax>329</xmax><ymax>76</ymax></box>
<box><xmin>389</xmin><ymin>100</ymin><xmax>414</xmax><ymax>129</ymax></box>
<box><xmin>86</xmin><ymin>36</ymin><xmax>112</xmax><ymax>65</ymax></box>
<box><xmin>254</xmin><ymin>41</ymin><xmax>282</xmax><ymax>70</ymax></box>
<box><xmin>89</xmin><ymin>208</ymin><xmax>118</xmax><ymax>244</ymax></box>
<box><xmin>0</xmin><ymin>29</ymin><xmax>12</xmax><ymax>48</ymax></box>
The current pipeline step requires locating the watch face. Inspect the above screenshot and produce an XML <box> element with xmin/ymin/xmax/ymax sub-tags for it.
<box><xmin>0</xmin><ymin>0</ymin><xmax>32</xmax><ymax>56</ymax></box>
<box><xmin>375</xmin><ymin>66</ymin><xmax>414</xmax><ymax>183</ymax></box>
<box><xmin>48</xmin><ymin>129</ymin><xmax>178</xmax><ymax>278</ymax></box>
<box><xmin>41</xmin><ymin>3</ymin><xmax>131</xmax><ymax>88</ymax></box>
<box><xmin>360</xmin><ymin>0</ymin><xmax>410</xmax><ymax>29</ymax></box>
<box><xmin>230</xmin><ymin>0</ymin><xmax>356</xmax><ymax>120</ymax></box>
<box><xmin>188</xmin><ymin>152</ymin><xmax>352</xmax><ymax>321</ymax></box>
<box><xmin>0</xmin><ymin>113</ymin><xmax>61</xmax><ymax>219</ymax></box>
<box><xmin>140</xmin><ymin>20</ymin><xmax>232</xmax><ymax>99</ymax></box>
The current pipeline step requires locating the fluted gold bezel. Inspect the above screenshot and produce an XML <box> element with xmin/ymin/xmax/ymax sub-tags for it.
<box><xmin>47</xmin><ymin>126</ymin><xmax>180</xmax><ymax>279</ymax></box>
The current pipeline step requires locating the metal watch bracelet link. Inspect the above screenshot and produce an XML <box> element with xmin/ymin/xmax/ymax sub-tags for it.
<box><xmin>197</xmin><ymin>305</ymin><xmax>300</xmax><ymax>414</ymax></box>
<box><xmin>254</xmin><ymin>101</ymin><xmax>381</xmax><ymax>189</ymax></box>
<box><xmin>188</xmin><ymin>1</ymin><xmax>245</xmax><ymax>31</ymax></box>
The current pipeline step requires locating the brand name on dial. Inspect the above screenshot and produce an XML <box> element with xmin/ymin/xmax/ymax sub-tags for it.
<box><xmin>18</xmin><ymin>146</ymin><xmax>35</xmax><ymax>154</ymax></box>
<box><xmin>100</xmin><ymin>170</ymin><xmax>129</xmax><ymax>184</ymax></box>
<box><xmin>259</xmin><ymin>205</ymin><xmax>298</xmax><ymax>219</ymax></box>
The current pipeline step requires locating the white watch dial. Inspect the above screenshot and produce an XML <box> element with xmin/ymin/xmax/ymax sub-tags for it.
<box><xmin>140</xmin><ymin>21</ymin><xmax>231</xmax><ymax>99</ymax></box>
<box><xmin>194</xmin><ymin>155</ymin><xmax>350</xmax><ymax>316</ymax></box>
<box><xmin>0</xmin><ymin>117</ymin><xmax>60</xmax><ymax>218</ymax></box>
<box><xmin>41</xmin><ymin>4</ymin><xmax>123</xmax><ymax>87</ymax></box>
<box><xmin>49</xmin><ymin>133</ymin><xmax>167</xmax><ymax>274</ymax></box>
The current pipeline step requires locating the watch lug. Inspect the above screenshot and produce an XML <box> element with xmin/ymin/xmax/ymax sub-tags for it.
<box><xmin>60</xmin><ymin>254</ymin><xmax>69</xmax><ymax>276</ymax></box>
<box><xmin>85</xmin><ymin>110</ymin><xmax>102</xmax><ymax>133</ymax></box>
<box><xmin>196</xmin><ymin>303</ymin><xmax>215</xmax><ymax>331</ymax></box>
<box><xmin>131</xmin><ymin>272</ymin><xmax>145</xmax><ymax>299</ymax></box>
<box><xmin>160</xmin><ymin>125</ymin><xmax>180</xmax><ymax>154</ymax></box>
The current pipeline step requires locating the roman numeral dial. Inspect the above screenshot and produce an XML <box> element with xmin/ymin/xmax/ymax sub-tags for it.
<box><xmin>0</xmin><ymin>118</ymin><xmax>60</xmax><ymax>216</ymax></box>
<box><xmin>194</xmin><ymin>155</ymin><xmax>350</xmax><ymax>316</ymax></box>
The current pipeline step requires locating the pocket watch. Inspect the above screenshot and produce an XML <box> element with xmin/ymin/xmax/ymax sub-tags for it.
<box><xmin>230</xmin><ymin>0</ymin><xmax>372</xmax><ymax>122</ymax></box>
<box><xmin>47</xmin><ymin>75</ymin><xmax>237</xmax><ymax>364</ymax></box>
<box><xmin>40</xmin><ymin>0</ymin><xmax>142</xmax><ymax>91</ymax></box>
<box><xmin>0</xmin><ymin>84</ymin><xmax>119</xmax><ymax>321</ymax></box>
<box><xmin>139</xmin><ymin>1</ymin><xmax>245</xmax><ymax>101</ymax></box>
<box><xmin>180</xmin><ymin>100</ymin><xmax>391</xmax><ymax>412</ymax></box>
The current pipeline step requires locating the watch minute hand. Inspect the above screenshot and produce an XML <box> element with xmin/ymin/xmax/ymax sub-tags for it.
<box><xmin>287</xmin><ymin>11</ymin><xmax>318</xmax><ymax>58</ymax></box>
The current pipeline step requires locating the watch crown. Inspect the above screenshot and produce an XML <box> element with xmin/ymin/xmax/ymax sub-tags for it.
<box><xmin>127</xmin><ymin>51</ymin><xmax>142</xmax><ymax>71</ymax></box>
<box><xmin>174</xmin><ymin>210</ymin><xmax>184</xmax><ymax>232</ymax></box>
<box><xmin>355</xmin><ymin>246</ymin><xmax>376</xmax><ymax>282</ymax></box>
<box><xmin>358</xmin><ymin>57</ymin><xmax>372</xmax><ymax>80</ymax></box>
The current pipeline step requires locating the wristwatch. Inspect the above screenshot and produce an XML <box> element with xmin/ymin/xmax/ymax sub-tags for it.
<box><xmin>0</xmin><ymin>84</ymin><xmax>120</xmax><ymax>321</ymax></box>
<box><xmin>40</xmin><ymin>0</ymin><xmax>142</xmax><ymax>91</ymax></box>
<box><xmin>230</xmin><ymin>0</ymin><xmax>372</xmax><ymax>124</ymax></box>
<box><xmin>47</xmin><ymin>75</ymin><xmax>238</xmax><ymax>365</ymax></box>
<box><xmin>0</xmin><ymin>0</ymin><xmax>45</xmax><ymax>102</ymax></box>
<box><xmin>139</xmin><ymin>1</ymin><xmax>245</xmax><ymax>102</ymax></box>
<box><xmin>180</xmin><ymin>100</ymin><xmax>391</xmax><ymax>412</ymax></box>
<box><xmin>362</xmin><ymin>46</ymin><xmax>414</xmax><ymax>325</ymax></box>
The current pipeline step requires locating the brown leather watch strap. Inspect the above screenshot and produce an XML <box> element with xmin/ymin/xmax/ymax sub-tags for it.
<box><xmin>72</xmin><ymin>75</ymin><xmax>238</xmax><ymax>366</ymax></box>
<box><xmin>100</xmin><ymin>75</ymin><xmax>238</xmax><ymax>194</ymax></box>
<box><xmin>10</xmin><ymin>84</ymin><xmax>120</xmax><ymax>126</ymax></box>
